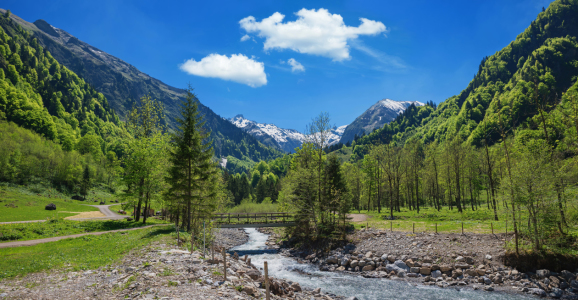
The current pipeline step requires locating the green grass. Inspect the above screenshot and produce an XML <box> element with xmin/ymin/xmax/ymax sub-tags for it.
<box><xmin>0</xmin><ymin>189</ymin><xmax>99</xmax><ymax>222</ymax></box>
<box><xmin>0</xmin><ymin>218</ymin><xmax>170</xmax><ymax>242</ymax></box>
<box><xmin>0</xmin><ymin>226</ymin><xmax>175</xmax><ymax>279</ymax></box>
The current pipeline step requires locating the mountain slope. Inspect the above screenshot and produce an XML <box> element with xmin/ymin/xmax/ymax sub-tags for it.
<box><xmin>228</xmin><ymin>115</ymin><xmax>347</xmax><ymax>152</ymax></box>
<box><xmin>0</xmin><ymin>11</ymin><xmax>128</xmax><ymax>155</ymax></box>
<box><xmin>339</xmin><ymin>99</ymin><xmax>424</xmax><ymax>143</ymax></box>
<box><xmin>1</xmin><ymin>9</ymin><xmax>282</xmax><ymax>164</ymax></box>
<box><xmin>350</xmin><ymin>0</ymin><xmax>578</xmax><ymax>157</ymax></box>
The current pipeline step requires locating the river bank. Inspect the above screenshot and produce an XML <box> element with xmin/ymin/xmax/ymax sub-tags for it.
<box><xmin>265</xmin><ymin>227</ymin><xmax>578</xmax><ymax>299</ymax></box>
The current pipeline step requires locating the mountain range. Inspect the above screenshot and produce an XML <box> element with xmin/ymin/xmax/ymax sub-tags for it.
<box><xmin>228</xmin><ymin>114</ymin><xmax>347</xmax><ymax>152</ymax></box>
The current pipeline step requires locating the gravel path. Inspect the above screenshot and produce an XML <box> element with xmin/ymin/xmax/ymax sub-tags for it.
<box><xmin>0</xmin><ymin>225</ymin><xmax>170</xmax><ymax>248</ymax></box>
<box><xmin>348</xmin><ymin>214</ymin><xmax>371</xmax><ymax>222</ymax></box>
<box><xmin>67</xmin><ymin>204</ymin><xmax>125</xmax><ymax>221</ymax></box>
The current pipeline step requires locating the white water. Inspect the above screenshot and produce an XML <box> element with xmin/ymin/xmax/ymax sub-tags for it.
<box><xmin>231</xmin><ymin>228</ymin><xmax>533</xmax><ymax>300</ymax></box>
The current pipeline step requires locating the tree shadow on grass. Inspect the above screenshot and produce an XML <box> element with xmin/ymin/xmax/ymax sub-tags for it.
<box><xmin>141</xmin><ymin>227</ymin><xmax>174</xmax><ymax>239</ymax></box>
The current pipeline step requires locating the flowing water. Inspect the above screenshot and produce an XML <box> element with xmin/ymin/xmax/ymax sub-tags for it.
<box><xmin>231</xmin><ymin>228</ymin><xmax>533</xmax><ymax>300</ymax></box>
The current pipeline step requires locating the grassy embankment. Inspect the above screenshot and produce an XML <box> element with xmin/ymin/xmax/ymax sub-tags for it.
<box><xmin>0</xmin><ymin>226</ymin><xmax>176</xmax><ymax>279</ymax></box>
<box><xmin>0</xmin><ymin>218</ymin><xmax>170</xmax><ymax>242</ymax></box>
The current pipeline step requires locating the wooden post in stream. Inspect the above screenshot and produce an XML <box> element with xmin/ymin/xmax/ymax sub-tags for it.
<box><xmin>264</xmin><ymin>261</ymin><xmax>270</xmax><ymax>300</ymax></box>
<box><xmin>222</xmin><ymin>248</ymin><xmax>227</xmax><ymax>281</ymax></box>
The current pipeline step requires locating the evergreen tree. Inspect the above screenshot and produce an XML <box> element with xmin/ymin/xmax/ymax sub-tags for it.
<box><xmin>166</xmin><ymin>86</ymin><xmax>219</xmax><ymax>235</ymax></box>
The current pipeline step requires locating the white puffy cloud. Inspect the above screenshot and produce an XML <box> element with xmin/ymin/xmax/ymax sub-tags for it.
<box><xmin>240</xmin><ymin>34</ymin><xmax>250</xmax><ymax>42</ymax></box>
<box><xmin>239</xmin><ymin>8</ymin><xmax>386</xmax><ymax>61</ymax></box>
<box><xmin>180</xmin><ymin>54</ymin><xmax>267</xmax><ymax>87</ymax></box>
<box><xmin>287</xmin><ymin>58</ymin><xmax>305</xmax><ymax>72</ymax></box>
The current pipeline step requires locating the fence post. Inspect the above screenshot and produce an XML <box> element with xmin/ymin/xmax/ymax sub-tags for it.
<box><xmin>461</xmin><ymin>222</ymin><xmax>464</xmax><ymax>235</ymax></box>
<box><xmin>390</xmin><ymin>221</ymin><xmax>392</xmax><ymax>232</ymax></box>
<box><xmin>435</xmin><ymin>223</ymin><xmax>437</xmax><ymax>234</ymax></box>
<box><xmin>412</xmin><ymin>223</ymin><xmax>415</xmax><ymax>234</ymax></box>
<box><xmin>265</xmin><ymin>261</ymin><xmax>270</xmax><ymax>300</ymax></box>
<box><xmin>491</xmin><ymin>223</ymin><xmax>494</xmax><ymax>235</ymax></box>
<box><xmin>222</xmin><ymin>248</ymin><xmax>227</xmax><ymax>281</ymax></box>
<box><xmin>366</xmin><ymin>221</ymin><xmax>368</xmax><ymax>229</ymax></box>
<box><xmin>211</xmin><ymin>240</ymin><xmax>214</xmax><ymax>261</ymax></box>
<box><xmin>203</xmin><ymin>221</ymin><xmax>206</xmax><ymax>257</ymax></box>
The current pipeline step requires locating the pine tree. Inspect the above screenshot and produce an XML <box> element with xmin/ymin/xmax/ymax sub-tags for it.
<box><xmin>166</xmin><ymin>85</ymin><xmax>219</xmax><ymax>235</ymax></box>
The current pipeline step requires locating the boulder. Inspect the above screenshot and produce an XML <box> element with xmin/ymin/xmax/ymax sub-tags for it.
<box><xmin>549</xmin><ymin>288</ymin><xmax>563</xmax><ymax>299</ymax></box>
<box><xmin>380</xmin><ymin>254</ymin><xmax>389</xmax><ymax>262</ymax></box>
<box><xmin>455</xmin><ymin>262</ymin><xmax>470</xmax><ymax>269</ymax></box>
<box><xmin>431</xmin><ymin>270</ymin><xmax>442</xmax><ymax>278</ymax></box>
<box><xmin>440</xmin><ymin>265</ymin><xmax>453</xmax><ymax>272</ymax></box>
<box><xmin>476</xmin><ymin>269</ymin><xmax>486</xmax><ymax>276</ymax></box>
<box><xmin>420</xmin><ymin>267</ymin><xmax>432</xmax><ymax>275</ymax></box>
<box><xmin>71</xmin><ymin>195</ymin><xmax>84</xmax><ymax>201</ymax></box>
<box><xmin>362</xmin><ymin>265</ymin><xmax>374</xmax><ymax>272</ymax></box>
<box><xmin>350</xmin><ymin>260</ymin><xmax>359</xmax><ymax>268</ymax></box>
<box><xmin>336</xmin><ymin>266</ymin><xmax>346</xmax><ymax>271</ymax></box>
<box><xmin>455</xmin><ymin>256</ymin><xmax>465</xmax><ymax>262</ymax></box>
<box><xmin>243</xmin><ymin>286</ymin><xmax>258</xmax><ymax>296</ymax></box>
<box><xmin>246</xmin><ymin>270</ymin><xmax>261</xmax><ymax>280</ymax></box>
<box><xmin>431</xmin><ymin>264</ymin><xmax>440</xmax><ymax>271</ymax></box>
<box><xmin>326</xmin><ymin>256</ymin><xmax>339</xmax><ymax>264</ymax></box>
<box><xmin>423</xmin><ymin>257</ymin><xmax>433</xmax><ymax>263</ymax></box>
<box><xmin>387</xmin><ymin>255</ymin><xmax>396</xmax><ymax>263</ymax></box>
<box><xmin>465</xmin><ymin>269</ymin><xmax>478</xmax><ymax>276</ymax></box>
<box><xmin>394</xmin><ymin>260</ymin><xmax>410</xmax><ymax>272</ymax></box>
<box><xmin>483</xmin><ymin>277</ymin><xmax>491</xmax><ymax>285</ymax></box>
<box><xmin>397</xmin><ymin>270</ymin><xmax>406</xmax><ymax>278</ymax></box>
<box><xmin>560</xmin><ymin>270</ymin><xmax>574</xmax><ymax>282</ymax></box>
<box><xmin>340</xmin><ymin>258</ymin><xmax>350</xmax><ymax>267</ymax></box>
<box><xmin>549</xmin><ymin>276</ymin><xmax>561</xmax><ymax>288</ymax></box>
<box><xmin>45</xmin><ymin>203</ymin><xmax>56</xmax><ymax>210</ymax></box>
<box><xmin>529</xmin><ymin>288</ymin><xmax>547</xmax><ymax>297</ymax></box>
<box><xmin>290</xmin><ymin>282</ymin><xmax>301</xmax><ymax>292</ymax></box>
<box><xmin>410</xmin><ymin>267</ymin><xmax>420</xmax><ymax>273</ymax></box>
<box><xmin>493</xmin><ymin>275</ymin><xmax>503</xmax><ymax>284</ymax></box>
<box><xmin>365</xmin><ymin>251</ymin><xmax>373</xmax><ymax>258</ymax></box>
<box><xmin>358</xmin><ymin>260</ymin><xmax>366</xmax><ymax>267</ymax></box>
<box><xmin>465</xmin><ymin>257</ymin><xmax>475</xmax><ymax>265</ymax></box>
<box><xmin>536</xmin><ymin>269</ymin><xmax>550</xmax><ymax>279</ymax></box>
<box><xmin>485</xmin><ymin>254</ymin><xmax>492</xmax><ymax>260</ymax></box>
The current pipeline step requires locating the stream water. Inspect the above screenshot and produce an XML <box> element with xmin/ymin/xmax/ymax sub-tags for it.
<box><xmin>231</xmin><ymin>228</ymin><xmax>533</xmax><ymax>300</ymax></box>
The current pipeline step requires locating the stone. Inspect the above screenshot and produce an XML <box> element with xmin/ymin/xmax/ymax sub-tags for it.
<box><xmin>387</xmin><ymin>256</ymin><xmax>396</xmax><ymax>263</ymax></box>
<box><xmin>549</xmin><ymin>276</ymin><xmax>561</xmax><ymax>288</ymax></box>
<box><xmin>0</xmin><ymin>293</ymin><xmax>6</xmax><ymax>298</ymax></box>
<box><xmin>350</xmin><ymin>260</ymin><xmax>359</xmax><ymax>268</ymax></box>
<box><xmin>365</xmin><ymin>251</ymin><xmax>373</xmax><ymax>258</ymax></box>
<box><xmin>493</xmin><ymin>275</ymin><xmax>503</xmax><ymax>284</ymax></box>
<box><xmin>455</xmin><ymin>256</ymin><xmax>465</xmax><ymax>262</ymax></box>
<box><xmin>476</xmin><ymin>269</ymin><xmax>486</xmax><ymax>276</ymax></box>
<box><xmin>71</xmin><ymin>195</ymin><xmax>83</xmax><ymax>201</ymax></box>
<box><xmin>381</xmin><ymin>254</ymin><xmax>389</xmax><ymax>262</ymax></box>
<box><xmin>243</xmin><ymin>286</ymin><xmax>258</xmax><ymax>296</ymax></box>
<box><xmin>45</xmin><ymin>203</ymin><xmax>56</xmax><ymax>210</ymax></box>
<box><xmin>410</xmin><ymin>267</ymin><xmax>420</xmax><ymax>273</ymax></box>
<box><xmin>358</xmin><ymin>260</ymin><xmax>366</xmax><ymax>267</ymax></box>
<box><xmin>393</xmin><ymin>260</ymin><xmax>409</xmax><ymax>272</ymax></box>
<box><xmin>529</xmin><ymin>288</ymin><xmax>547</xmax><ymax>297</ymax></box>
<box><xmin>326</xmin><ymin>256</ymin><xmax>338</xmax><ymax>264</ymax></box>
<box><xmin>423</xmin><ymin>257</ymin><xmax>433</xmax><ymax>263</ymax></box>
<box><xmin>440</xmin><ymin>265</ymin><xmax>453</xmax><ymax>272</ymax></box>
<box><xmin>290</xmin><ymin>282</ymin><xmax>301</xmax><ymax>292</ymax></box>
<box><xmin>420</xmin><ymin>267</ymin><xmax>432</xmax><ymax>275</ymax></box>
<box><xmin>485</xmin><ymin>254</ymin><xmax>492</xmax><ymax>260</ymax></box>
<box><xmin>465</xmin><ymin>269</ymin><xmax>477</xmax><ymax>276</ymax></box>
<box><xmin>536</xmin><ymin>269</ymin><xmax>550</xmax><ymax>279</ymax></box>
<box><xmin>362</xmin><ymin>265</ymin><xmax>374</xmax><ymax>272</ymax></box>
<box><xmin>246</xmin><ymin>270</ymin><xmax>261</xmax><ymax>280</ymax></box>
<box><xmin>313</xmin><ymin>288</ymin><xmax>321</xmax><ymax>294</ymax></box>
<box><xmin>340</xmin><ymin>258</ymin><xmax>350</xmax><ymax>267</ymax></box>
<box><xmin>560</xmin><ymin>270</ymin><xmax>574</xmax><ymax>282</ymax></box>
<box><xmin>465</xmin><ymin>257</ymin><xmax>475</xmax><ymax>265</ymax></box>
<box><xmin>431</xmin><ymin>270</ymin><xmax>442</xmax><ymax>278</ymax></box>
<box><xmin>345</xmin><ymin>297</ymin><xmax>359</xmax><ymax>300</ymax></box>
<box><xmin>125</xmin><ymin>217</ymin><xmax>133</xmax><ymax>221</ymax></box>
<box><xmin>336</xmin><ymin>266</ymin><xmax>346</xmax><ymax>271</ymax></box>
<box><xmin>455</xmin><ymin>262</ymin><xmax>470</xmax><ymax>269</ymax></box>
<box><xmin>397</xmin><ymin>270</ymin><xmax>406</xmax><ymax>278</ymax></box>
<box><xmin>431</xmin><ymin>264</ymin><xmax>440</xmax><ymax>271</ymax></box>
<box><xmin>570</xmin><ymin>280</ymin><xmax>578</xmax><ymax>289</ymax></box>
<box><xmin>549</xmin><ymin>288</ymin><xmax>563</xmax><ymax>299</ymax></box>
<box><xmin>483</xmin><ymin>286</ymin><xmax>494</xmax><ymax>291</ymax></box>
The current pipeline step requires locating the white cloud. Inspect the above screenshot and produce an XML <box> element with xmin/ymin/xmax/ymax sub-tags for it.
<box><xmin>287</xmin><ymin>58</ymin><xmax>305</xmax><ymax>72</ymax></box>
<box><xmin>240</xmin><ymin>34</ymin><xmax>251</xmax><ymax>42</ymax></box>
<box><xmin>239</xmin><ymin>8</ymin><xmax>386</xmax><ymax>61</ymax></box>
<box><xmin>180</xmin><ymin>54</ymin><xmax>267</xmax><ymax>87</ymax></box>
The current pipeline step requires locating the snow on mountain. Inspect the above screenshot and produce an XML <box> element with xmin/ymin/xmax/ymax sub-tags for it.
<box><xmin>228</xmin><ymin>115</ymin><xmax>347</xmax><ymax>152</ymax></box>
<box><xmin>339</xmin><ymin>99</ymin><xmax>425</xmax><ymax>143</ymax></box>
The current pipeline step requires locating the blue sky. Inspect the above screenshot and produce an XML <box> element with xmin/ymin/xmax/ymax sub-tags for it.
<box><xmin>6</xmin><ymin>0</ymin><xmax>552</xmax><ymax>131</ymax></box>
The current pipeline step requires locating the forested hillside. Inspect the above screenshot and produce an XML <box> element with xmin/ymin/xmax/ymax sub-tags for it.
<box><xmin>0</xmin><ymin>11</ymin><xmax>129</xmax><ymax>158</ymax></box>
<box><xmin>0</xmin><ymin>9</ymin><xmax>282</xmax><ymax>168</ymax></box>
<box><xmin>350</xmin><ymin>0</ymin><xmax>578</xmax><ymax>156</ymax></box>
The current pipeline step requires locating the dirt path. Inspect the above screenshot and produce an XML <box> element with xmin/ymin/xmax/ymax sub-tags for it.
<box><xmin>0</xmin><ymin>224</ymin><xmax>170</xmax><ymax>248</ymax></box>
<box><xmin>348</xmin><ymin>213</ymin><xmax>371</xmax><ymax>222</ymax></box>
<box><xmin>67</xmin><ymin>204</ymin><xmax>125</xmax><ymax>221</ymax></box>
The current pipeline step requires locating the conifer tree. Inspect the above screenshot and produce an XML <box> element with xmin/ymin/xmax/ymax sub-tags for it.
<box><xmin>166</xmin><ymin>85</ymin><xmax>219</xmax><ymax>235</ymax></box>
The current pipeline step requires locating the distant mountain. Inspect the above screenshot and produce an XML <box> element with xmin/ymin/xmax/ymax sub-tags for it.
<box><xmin>339</xmin><ymin>99</ymin><xmax>424</xmax><ymax>143</ymax></box>
<box><xmin>1</xmin><ymin>9</ymin><xmax>282</xmax><ymax>165</ymax></box>
<box><xmin>228</xmin><ymin>115</ymin><xmax>347</xmax><ymax>152</ymax></box>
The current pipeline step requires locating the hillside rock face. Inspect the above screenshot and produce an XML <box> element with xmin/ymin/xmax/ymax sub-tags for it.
<box><xmin>228</xmin><ymin>115</ymin><xmax>347</xmax><ymax>152</ymax></box>
<box><xmin>340</xmin><ymin>99</ymin><xmax>424</xmax><ymax>143</ymax></box>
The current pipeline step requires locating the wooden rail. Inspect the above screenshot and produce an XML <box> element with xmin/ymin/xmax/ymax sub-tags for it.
<box><xmin>213</xmin><ymin>212</ymin><xmax>299</xmax><ymax>228</ymax></box>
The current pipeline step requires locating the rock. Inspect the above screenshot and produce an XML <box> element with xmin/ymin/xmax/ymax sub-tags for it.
<box><xmin>485</xmin><ymin>254</ymin><xmax>492</xmax><ymax>260</ymax></box>
<box><xmin>358</xmin><ymin>260</ymin><xmax>366</xmax><ymax>267</ymax></box>
<box><xmin>243</xmin><ymin>286</ymin><xmax>258</xmax><ymax>296</ymax></box>
<box><xmin>326</xmin><ymin>256</ymin><xmax>338</xmax><ymax>264</ymax></box>
<box><xmin>350</xmin><ymin>260</ymin><xmax>359</xmax><ymax>268</ymax></box>
<box><xmin>465</xmin><ymin>257</ymin><xmax>475</xmax><ymax>265</ymax></box>
<box><xmin>455</xmin><ymin>256</ymin><xmax>465</xmax><ymax>262</ymax></box>
<box><xmin>431</xmin><ymin>270</ymin><xmax>442</xmax><ymax>278</ymax></box>
<box><xmin>455</xmin><ymin>262</ymin><xmax>470</xmax><ymax>269</ymax></box>
<box><xmin>493</xmin><ymin>275</ymin><xmax>503</xmax><ymax>284</ymax></box>
<box><xmin>529</xmin><ymin>288</ymin><xmax>547</xmax><ymax>297</ymax></box>
<box><xmin>125</xmin><ymin>217</ymin><xmax>133</xmax><ymax>221</ymax></box>
<box><xmin>387</xmin><ymin>256</ymin><xmax>396</xmax><ymax>263</ymax></box>
<box><xmin>45</xmin><ymin>203</ymin><xmax>56</xmax><ymax>210</ymax></box>
<box><xmin>336</xmin><ymin>266</ymin><xmax>346</xmax><ymax>271</ymax></box>
<box><xmin>560</xmin><ymin>270</ymin><xmax>574</xmax><ymax>282</ymax></box>
<box><xmin>71</xmin><ymin>195</ymin><xmax>83</xmax><ymax>201</ymax></box>
<box><xmin>365</xmin><ymin>251</ymin><xmax>373</xmax><ymax>258</ymax></box>
<box><xmin>536</xmin><ymin>269</ymin><xmax>550</xmax><ymax>279</ymax></box>
<box><xmin>410</xmin><ymin>267</ymin><xmax>420</xmax><ymax>273</ymax></box>
<box><xmin>393</xmin><ymin>260</ymin><xmax>409</xmax><ymax>272</ymax></box>
<box><xmin>465</xmin><ymin>269</ymin><xmax>477</xmax><ymax>276</ymax></box>
<box><xmin>431</xmin><ymin>264</ymin><xmax>440</xmax><ymax>271</ymax></box>
<box><xmin>420</xmin><ymin>267</ymin><xmax>432</xmax><ymax>275</ymax></box>
<box><xmin>570</xmin><ymin>280</ymin><xmax>578</xmax><ymax>289</ymax></box>
<box><xmin>381</xmin><ymin>254</ymin><xmax>389</xmax><ymax>262</ymax></box>
<box><xmin>313</xmin><ymin>288</ymin><xmax>321</xmax><ymax>294</ymax></box>
<box><xmin>397</xmin><ymin>270</ymin><xmax>406</xmax><ymax>278</ymax></box>
<box><xmin>549</xmin><ymin>276</ymin><xmax>561</xmax><ymax>288</ymax></box>
<box><xmin>0</xmin><ymin>293</ymin><xmax>7</xmax><ymax>298</ymax></box>
<box><xmin>452</xmin><ymin>269</ymin><xmax>463</xmax><ymax>279</ymax></box>
<box><xmin>362</xmin><ymin>265</ymin><xmax>374</xmax><ymax>272</ymax></box>
<box><xmin>346</xmin><ymin>297</ymin><xmax>359</xmax><ymax>300</ymax></box>
<box><xmin>340</xmin><ymin>257</ymin><xmax>350</xmax><ymax>267</ymax></box>
<box><xmin>290</xmin><ymin>282</ymin><xmax>301</xmax><ymax>292</ymax></box>
<box><xmin>549</xmin><ymin>288</ymin><xmax>563</xmax><ymax>299</ymax></box>
<box><xmin>246</xmin><ymin>270</ymin><xmax>261</xmax><ymax>280</ymax></box>
<box><xmin>440</xmin><ymin>265</ymin><xmax>453</xmax><ymax>272</ymax></box>
<box><xmin>483</xmin><ymin>286</ymin><xmax>494</xmax><ymax>291</ymax></box>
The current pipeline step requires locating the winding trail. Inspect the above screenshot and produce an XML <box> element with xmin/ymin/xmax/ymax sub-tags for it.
<box><xmin>347</xmin><ymin>213</ymin><xmax>371</xmax><ymax>222</ymax></box>
<box><xmin>0</xmin><ymin>224</ymin><xmax>170</xmax><ymax>248</ymax></box>
<box><xmin>0</xmin><ymin>204</ymin><xmax>125</xmax><ymax>224</ymax></box>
